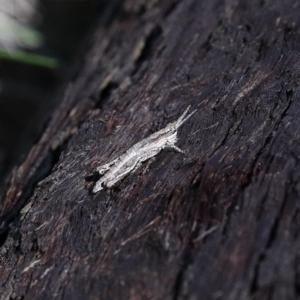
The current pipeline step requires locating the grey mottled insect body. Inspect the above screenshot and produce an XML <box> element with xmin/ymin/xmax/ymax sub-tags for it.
<box><xmin>93</xmin><ymin>106</ymin><xmax>196</xmax><ymax>193</ymax></box>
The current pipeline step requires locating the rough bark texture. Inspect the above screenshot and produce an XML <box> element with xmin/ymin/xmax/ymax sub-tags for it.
<box><xmin>1</xmin><ymin>0</ymin><xmax>300</xmax><ymax>299</ymax></box>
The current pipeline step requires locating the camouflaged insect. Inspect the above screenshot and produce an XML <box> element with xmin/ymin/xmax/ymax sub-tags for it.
<box><xmin>93</xmin><ymin>106</ymin><xmax>196</xmax><ymax>193</ymax></box>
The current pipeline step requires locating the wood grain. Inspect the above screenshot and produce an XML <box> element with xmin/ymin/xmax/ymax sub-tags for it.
<box><xmin>1</xmin><ymin>0</ymin><xmax>300</xmax><ymax>299</ymax></box>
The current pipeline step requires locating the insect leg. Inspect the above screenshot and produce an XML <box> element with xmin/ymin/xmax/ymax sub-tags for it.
<box><xmin>168</xmin><ymin>144</ymin><xmax>185</xmax><ymax>153</ymax></box>
<box><xmin>96</xmin><ymin>157</ymin><xmax>119</xmax><ymax>174</ymax></box>
<box><xmin>106</xmin><ymin>157</ymin><xmax>142</xmax><ymax>188</ymax></box>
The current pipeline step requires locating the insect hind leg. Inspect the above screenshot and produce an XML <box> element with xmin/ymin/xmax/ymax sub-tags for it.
<box><xmin>96</xmin><ymin>157</ymin><xmax>119</xmax><ymax>174</ymax></box>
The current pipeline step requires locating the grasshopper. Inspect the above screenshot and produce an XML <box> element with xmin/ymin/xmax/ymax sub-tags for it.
<box><xmin>93</xmin><ymin>106</ymin><xmax>196</xmax><ymax>193</ymax></box>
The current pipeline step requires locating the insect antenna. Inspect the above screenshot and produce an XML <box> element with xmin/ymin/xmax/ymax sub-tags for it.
<box><xmin>176</xmin><ymin>105</ymin><xmax>197</xmax><ymax>128</ymax></box>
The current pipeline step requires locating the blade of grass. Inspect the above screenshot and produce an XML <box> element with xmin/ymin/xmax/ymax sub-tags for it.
<box><xmin>0</xmin><ymin>48</ymin><xmax>60</xmax><ymax>68</ymax></box>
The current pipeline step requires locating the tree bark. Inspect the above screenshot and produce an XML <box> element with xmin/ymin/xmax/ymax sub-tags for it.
<box><xmin>1</xmin><ymin>0</ymin><xmax>300</xmax><ymax>299</ymax></box>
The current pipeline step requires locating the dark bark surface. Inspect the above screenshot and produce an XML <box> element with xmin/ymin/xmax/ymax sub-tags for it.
<box><xmin>1</xmin><ymin>0</ymin><xmax>300</xmax><ymax>299</ymax></box>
